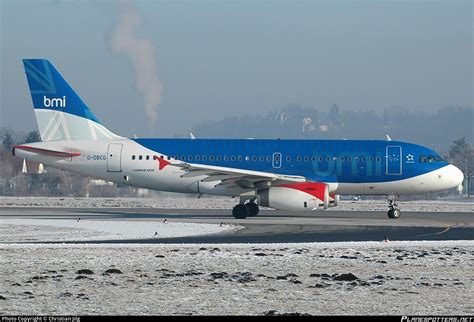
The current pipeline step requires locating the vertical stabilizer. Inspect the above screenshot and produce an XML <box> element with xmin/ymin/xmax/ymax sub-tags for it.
<box><xmin>23</xmin><ymin>59</ymin><xmax>121</xmax><ymax>142</ymax></box>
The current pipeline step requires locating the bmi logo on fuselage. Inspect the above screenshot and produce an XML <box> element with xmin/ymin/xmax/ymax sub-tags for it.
<box><xmin>43</xmin><ymin>96</ymin><xmax>66</xmax><ymax>108</ymax></box>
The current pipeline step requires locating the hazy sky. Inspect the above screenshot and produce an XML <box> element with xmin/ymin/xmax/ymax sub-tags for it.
<box><xmin>1</xmin><ymin>0</ymin><xmax>472</xmax><ymax>137</ymax></box>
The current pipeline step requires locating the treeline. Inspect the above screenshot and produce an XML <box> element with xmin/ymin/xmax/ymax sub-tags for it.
<box><xmin>0</xmin><ymin>128</ymin><xmax>134</xmax><ymax>197</ymax></box>
<box><xmin>191</xmin><ymin>105</ymin><xmax>473</xmax><ymax>153</ymax></box>
<box><xmin>1</xmin><ymin>108</ymin><xmax>472</xmax><ymax>197</ymax></box>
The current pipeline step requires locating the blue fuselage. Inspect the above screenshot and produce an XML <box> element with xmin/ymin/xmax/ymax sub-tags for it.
<box><xmin>133</xmin><ymin>139</ymin><xmax>447</xmax><ymax>184</ymax></box>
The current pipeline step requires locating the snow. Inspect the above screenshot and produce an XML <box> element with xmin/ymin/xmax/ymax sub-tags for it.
<box><xmin>0</xmin><ymin>218</ymin><xmax>241</xmax><ymax>242</ymax></box>
<box><xmin>0</xmin><ymin>240</ymin><xmax>472</xmax><ymax>315</ymax></box>
<box><xmin>0</xmin><ymin>196</ymin><xmax>239</xmax><ymax>209</ymax></box>
<box><xmin>0</xmin><ymin>196</ymin><xmax>472</xmax><ymax>315</ymax></box>
<box><xmin>328</xmin><ymin>199</ymin><xmax>474</xmax><ymax>213</ymax></box>
<box><xmin>1</xmin><ymin>196</ymin><xmax>472</xmax><ymax>213</ymax></box>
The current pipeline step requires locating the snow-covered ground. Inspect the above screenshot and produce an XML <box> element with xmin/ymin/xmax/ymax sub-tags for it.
<box><xmin>0</xmin><ymin>196</ymin><xmax>238</xmax><ymax>209</ymax></box>
<box><xmin>0</xmin><ymin>196</ymin><xmax>473</xmax><ymax>212</ymax></box>
<box><xmin>0</xmin><ymin>241</ymin><xmax>472</xmax><ymax>315</ymax></box>
<box><xmin>0</xmin><ymin>219</ymin><xmax>241</xmax><ymax>242</ymax></box>
<box><xmin>0</xmin><ymin>197</ymin><xmax>472</xmax><ymax>315</ymax></box>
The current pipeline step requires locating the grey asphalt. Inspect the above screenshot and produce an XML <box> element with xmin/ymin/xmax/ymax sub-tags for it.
<box><xmin>1</xmin><ymin>207</ymin><xmax>473</xmax><ymax>244</ymax></box>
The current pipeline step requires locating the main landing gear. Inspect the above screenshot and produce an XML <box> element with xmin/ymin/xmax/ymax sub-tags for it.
<box><xmin>387</xmin><ymin>196</ymin><xmax>401</xmax><ymax>219</ymax></box>
<box><xmin>232</xmin><ymin>202</ymin><xmax>259</xmax><ymax>219</ymax></box>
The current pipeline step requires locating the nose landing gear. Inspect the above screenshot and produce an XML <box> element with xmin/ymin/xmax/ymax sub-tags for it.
<box><xmin>387</xmin><ymin>196</ymin><xmax>401</xmax><ymax>219</ymax></box>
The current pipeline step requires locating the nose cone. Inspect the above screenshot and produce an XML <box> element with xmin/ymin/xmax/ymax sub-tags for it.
<box><xmin>442</xmin><ymin>164</ymin><xmax>464</xmax><ymax>188</ymax></box>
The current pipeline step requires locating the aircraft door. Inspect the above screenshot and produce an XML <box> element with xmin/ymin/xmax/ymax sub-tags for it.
<box><xmin>107</xmin><ymin>143</ymin><xmax>123</xmax><ymax>172</ymax></box>
<box><xmin>386</xmin><ymin>145</ymin><xmax>402</xmax><ymax>175</ymax></box>
<box><xmin>272</xmin><ymin>152</ymin><xmax>282</xmax><ymax>168</ymax></box>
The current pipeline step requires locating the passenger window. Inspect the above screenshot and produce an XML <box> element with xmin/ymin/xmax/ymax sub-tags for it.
<box><xmin>252</xmin><ymin>156</ymin><xmax>257</xmax><ymax>161</ymax></box>
<box><xmin>181</xmin><ymin>156</ymin><xmax>186</xmax><ymax>161</ymax></box>
<box><xmin>238</xmin><ymin>156</ymin><xmax>243</xmax><ymax>161</ymax></box>
<box><xmin>202</xmin><ymin>155</ymin><xmax>207</xmax><ymax>161</ymax></box>
<box><xmin>139</xmin><ymin>155</ymin><xmax>143</xmax><ymax>160</ymax></box>
<box><xmin>362</xmin><ymin>157</ymin><xmax>366</xmax><ymax>162</ymax></box>
<box><xmin>216</xmin><ymin>156</ymin><xmax>221</xmax><ymax>161</ymax></box>
<box><xmin>369</xmin><ymin>157</ymin><xmax>374</xmax><ymax>162</ymax></box>
<box><xmin>132</xmin><ymin>155</ymin><xmax>136</xmax><ymax>160</ymax></box>
<box><xmin>354</xmin><ymin>157</ymin><xmax>359</xmax><ymax>162</ymax></box>
<box><xmin>319</xmin><ymin>156</ymin><xmax>323</xmax><ymax>162</ymax></box>
<box><xmin>311</xmin><ymin>156</ymin><xmax>316</xmax><ymax>162</ymax></box>
<box><xmin>420</xmin><ymin>155</ymin><xmax>426</xmax><ymax>163</ymax></box>
<box><xmin>347</xmin><ymin>157</ymin><xmax>352</xmax><ymax>162</ymax></box>
<box><xmin>167</xmin><ymin>156</ymin><xmax>171</xmax><ymax>160</ymax></box>
<box><xmin>304</xmin><ymin>156</ymin><xmax>309</xmax><ymax>162</ymax></box>
<box><xmin>231</xmin><ymin>156</ymin><xmax>236</xmax><ymax>161</ymax></box>
<box><xmin>297</xmin><ymin>156</ymin><xmax>302</xmax><ymax>162</ymax></box>
<box><xmin>266</xmin><ymin>156</ymin><xmax>271</xmax><ymax>161</ymax></box>
<box><xmin>286</xmin><ymin>156</ymin><xmax>291</xmax><ymax>162</ymax></box>
<box><xmin>209</xmin><ymin>155</ymin><xmax>215</xmax><ymax>161</ymax></box>
<box><xmin>195</xmin><ymin>155</ymin><xmax>200</xmax><ymax>161</ymax></box>
<box><xmin>224</xmin><ymin>156</ymin><xmax>229</xmax><ymax>161</ymax></box>
<box><xmin>376</xmin><ymin>157</ymin><xmax>381</xmax><ymax>162</ymax></box>
<box><xmin>340</xmin><ymin>157</ymin><xmax>345</xmax><ymax>162</ymax></box>
<box><xmin>326</xmin><ymin>156</ymin><xmax>330</xmax><ymax>162</ymax></box>
<box><xmin>245</xmin><ymin>156</ymin><xmax>250</xmax><ymax>161</ymax></box>
<box><xmin>259</xmin><ymin>156</ymin><xmax>265</xmax><ymax>161</ymax></box>
<box><xmin>146</xmin><ymin>155</ymin><xmax>150</xmax><ymax>160</ymax></box>
<box><xmin>188</xmin><ymin>155</ymin><xmax>193</xmax><ymax>161</ymax></box>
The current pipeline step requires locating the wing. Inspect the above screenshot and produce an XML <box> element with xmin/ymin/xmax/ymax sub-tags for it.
<box><xmin>171</xmin><ymin>161</ymin><xmax>306</xmax><ymax>189</ymax></box>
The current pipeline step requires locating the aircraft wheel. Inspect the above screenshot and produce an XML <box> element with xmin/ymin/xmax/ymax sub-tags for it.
<box><xmin>392</xmin><ymin>208</ymin><xmax>401</xmax><ymax>218</ymax></box>
<box><xmin>387</xmin><ymin>209</ymin><xmax>401</xmax><ymax>219</ymax></box>
<box><xmin>245</xmin><ymin>202</ymin><xmax>259</xmax><ymax>217</ymax></box>
<box><xmin>232</xmin><ymin>204</ymin><xmax>248</xmax><ymax>219</ymax></box>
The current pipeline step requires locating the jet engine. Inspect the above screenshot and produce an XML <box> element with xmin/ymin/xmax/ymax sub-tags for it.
<box><xmin>257</xmin><ymin>182</ymin><xmax>329</xmax><ymax>211</ymax></box>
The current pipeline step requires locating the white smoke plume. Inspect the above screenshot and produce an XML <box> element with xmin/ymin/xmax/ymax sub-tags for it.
<box><xmin>111</xmin><ymin>2</ymin><xmax>162</xmax><ymax>133</ymax></box>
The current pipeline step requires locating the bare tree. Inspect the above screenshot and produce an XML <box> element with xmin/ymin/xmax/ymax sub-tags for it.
<box><xmin>2</xmin><ymin>132</ymin><xmax>14</xmax><ymax>150</ymax></box>
<box><xmin>25</xmin><ymin>130</ymin><xmax>41</xmax><ymax>143</ymax></box>
<box><xmin>449</xmin><ymin>137</ymin><xmax>474</xmax><ymax>198</ymax></box>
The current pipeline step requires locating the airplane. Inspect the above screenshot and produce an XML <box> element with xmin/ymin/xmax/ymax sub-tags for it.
<box><xmin>13</xmin><ymin>59</ymin><xmax>464</xmax><ymax>219</ymax></box>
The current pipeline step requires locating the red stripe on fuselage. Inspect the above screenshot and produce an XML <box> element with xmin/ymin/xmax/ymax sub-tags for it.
<box><xmin>278</xmin><ymin>182</ymin><xmax>327</xmax><ymax>201</ymax></box>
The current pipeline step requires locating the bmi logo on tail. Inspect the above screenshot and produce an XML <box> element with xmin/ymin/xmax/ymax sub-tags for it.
<box><xmin>43</xmin><ymin>96</ymin><xmax>66</xmax><ymax>108</ymax></box>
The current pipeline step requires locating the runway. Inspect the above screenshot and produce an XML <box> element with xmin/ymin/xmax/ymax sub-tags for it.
<box><xmin>1</xmin><ymin>207</ymin><xmax>473</xmax><ymax>243</ymax></box>
<box><xmin>1</xmin><ymin>206</ymin><xmax>473</xmax><ymax>315</ymax></box>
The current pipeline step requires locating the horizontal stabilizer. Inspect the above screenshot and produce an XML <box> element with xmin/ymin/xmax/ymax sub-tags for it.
<box><xmin>13</xmin><ymin>145</ymin><xmax>81</xmax><ymax>158</ymax></box>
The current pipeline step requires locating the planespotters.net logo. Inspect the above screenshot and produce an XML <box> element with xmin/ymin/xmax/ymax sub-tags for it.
<box><xmin>43</xmin><ymin>95</ymin><xmax>66</xmax><ymax>108</ymax></box>
<box><xmin>401</xmin><ymin>317</ymin><xmax>473</xmax><ymax>322</ymax></box>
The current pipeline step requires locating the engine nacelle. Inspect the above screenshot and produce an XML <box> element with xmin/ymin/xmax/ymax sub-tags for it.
<box><xmin>257</xmin><ymin>182</ymin><xmax>329</xmax><ymax>211</ymax></box>
<box><xmin>328</xmin><ymin>193</ymin><xmax>340</xmax><ymax>207</ymax></box>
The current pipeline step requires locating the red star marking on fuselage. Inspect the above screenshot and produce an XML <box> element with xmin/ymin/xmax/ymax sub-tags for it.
<box><xmin>154</xmin><ymin>155</ymin><xmax>170</xmax><ymax>170</ymax></box>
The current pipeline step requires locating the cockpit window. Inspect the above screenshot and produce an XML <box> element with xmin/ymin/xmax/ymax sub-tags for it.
<box><xmin>420</xmin><ymin>155</ymin><xmax>444</xmax><ymax>163</ymax></box>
